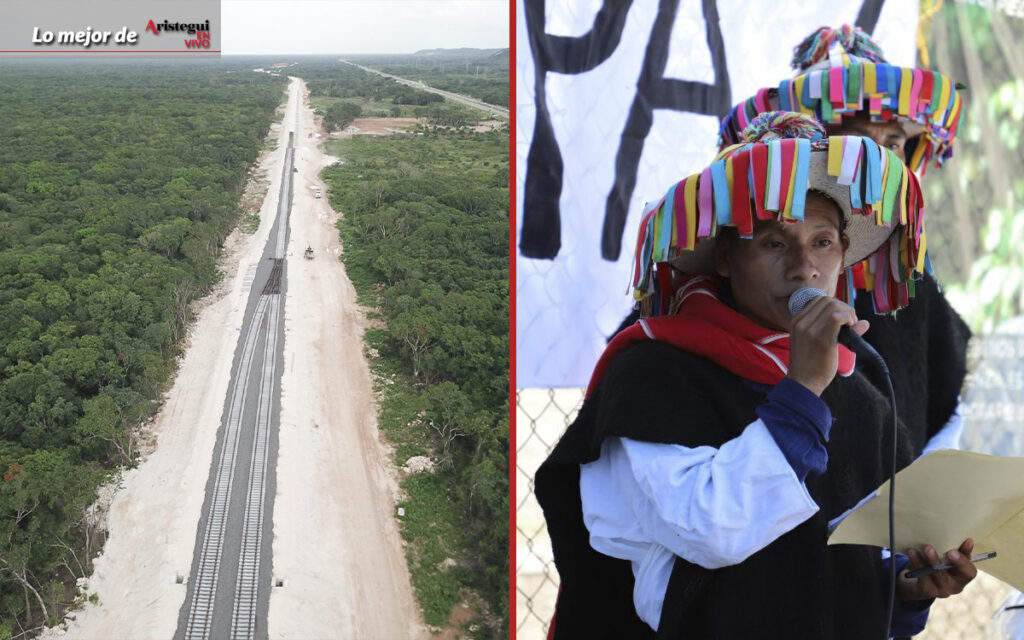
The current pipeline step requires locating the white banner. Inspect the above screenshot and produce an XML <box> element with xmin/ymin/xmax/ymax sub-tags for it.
<box><xmin>516</xmin><ymin>0</ymin><xmax>918</xmax><ymax>388</ymax></box>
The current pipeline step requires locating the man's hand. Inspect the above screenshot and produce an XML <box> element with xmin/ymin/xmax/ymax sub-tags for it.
<box><xmin>786</xmin><ymin>295</ymin><xmax>869</xmax><ymax>396</ymax></box>
<box><xmin>898</xmin><ymin>538</ymin><xmax>979</xmax><ymax>601</ymax></box>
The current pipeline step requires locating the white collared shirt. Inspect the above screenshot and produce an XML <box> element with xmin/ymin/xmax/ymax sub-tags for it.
<box><xmin>579</xmin><ymin>403</ymin><xmax>964</xmax><ymax>631</ymax></box>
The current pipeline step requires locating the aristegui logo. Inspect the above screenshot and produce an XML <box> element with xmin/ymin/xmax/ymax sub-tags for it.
<box><xmin>144</xmin><ymin>19</ymin><xmax>212</xmax><ymax>48</ymax></box>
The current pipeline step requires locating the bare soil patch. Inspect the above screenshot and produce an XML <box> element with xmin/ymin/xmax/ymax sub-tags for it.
<box><xmin>330</xmin><ymin>116</ymin><xmax>423</xmax><ymax>137</ymax></box>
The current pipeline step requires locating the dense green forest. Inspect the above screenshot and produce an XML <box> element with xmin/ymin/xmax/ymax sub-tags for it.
<box><xmin>0</xmin><ymin>60</ymin><xmax>285</xmax><ymax>637</ymax></box>
<box><xmin>323</xmin><ymin>124</ymin><xmax>508</xmax><ymax>636</ymax></box>
<box><xmin>350</xmin><ymin>49</ymin><xmax>509</xmax><ymax>107</ymax></box>
<box><xmin>294</xmin><ymin>54</ymin><xmax>498</xmax><ymax>127</ymax></box>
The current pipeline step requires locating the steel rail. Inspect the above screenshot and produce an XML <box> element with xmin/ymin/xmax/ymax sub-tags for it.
<box><xmin>184</xmin><ymin>295</ymin><xmax>270</xmax><ymax>639</ymax></box>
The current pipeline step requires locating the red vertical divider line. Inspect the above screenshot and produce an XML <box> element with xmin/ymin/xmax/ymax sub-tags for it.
<box><xmin>509</xmin><ymin>1</ymin><xmax>518</xmax><ymax>636</ymax></box>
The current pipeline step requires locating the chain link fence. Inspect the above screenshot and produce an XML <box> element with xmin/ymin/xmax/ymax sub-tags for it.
<box><xmin>516</xmin><ymin>388</ymin><xmax>583</xmax><ymax>640</ymax></box>
<box><xmin>515</xmin><ymin>332</ymin><xmax>1024</xmax><ymax>639</ymax></box>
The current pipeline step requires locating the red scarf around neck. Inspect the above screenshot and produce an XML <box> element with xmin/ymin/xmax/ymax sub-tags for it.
<box><xmin>586</xmin><ymin>276</ymin><xmax>856</xmax><ymax>397</ymax></box>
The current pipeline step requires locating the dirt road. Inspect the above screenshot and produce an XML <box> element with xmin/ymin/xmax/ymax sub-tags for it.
<box><xmin>267</xmin><ymin>78</ymin><xmax>424</xmax><ymax>639</ymax></box>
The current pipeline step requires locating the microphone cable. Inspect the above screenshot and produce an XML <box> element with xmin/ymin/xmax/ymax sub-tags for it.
<box><xmin>789</xmin><ymin>287</ymin><xmax>898</xmax><ymax>639</ymax></box>
<box><xmin>852</xmin><ymin>338</ymin><xmax>898</xmax><ymax>640</ymax></box>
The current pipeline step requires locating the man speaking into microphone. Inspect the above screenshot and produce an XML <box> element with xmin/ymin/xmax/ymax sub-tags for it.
<box><xmin>535</xmin><ymin>112</ymin><xmax>978</xmax><ymax>639</ymax></box>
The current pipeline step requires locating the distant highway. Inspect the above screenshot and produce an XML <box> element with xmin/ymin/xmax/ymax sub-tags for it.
<box><xmin>341</xmin><ymin>60</ymin><xmax>509</xmax><ymax>119</ymax></box>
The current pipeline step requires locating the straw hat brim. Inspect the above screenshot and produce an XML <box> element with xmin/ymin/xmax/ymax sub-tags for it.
<box><xmin>668</xmin><ymin>150</ymin><xmax>896</xmax><ymax>275</ymax></box>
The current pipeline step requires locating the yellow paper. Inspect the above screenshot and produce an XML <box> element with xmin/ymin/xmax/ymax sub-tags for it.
<box><xmin>829</xmin><ymin>450</ymin><xmax>1024</xmax><ymax>592</ymax></box>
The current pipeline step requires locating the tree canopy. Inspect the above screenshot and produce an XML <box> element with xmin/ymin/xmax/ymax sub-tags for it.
<box><xmin>0</xmin><ymin>59</ymin><xmax>285</xmax><ymax>634</ymax></box>
<box><xmin>325</xmin><ymin>123</ymin><xmax>508</xmax><ymax>635</ymax></box>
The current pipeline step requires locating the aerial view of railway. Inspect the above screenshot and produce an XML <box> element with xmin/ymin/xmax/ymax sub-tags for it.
<box><xmin>0</xmin><ymin>2</ymin><xmax>509</xmax><ymax>639</ymax></box>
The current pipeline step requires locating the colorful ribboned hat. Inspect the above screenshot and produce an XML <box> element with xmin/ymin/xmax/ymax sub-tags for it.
<box><xmin>632</xmin><ymin>112</ymin><xmax>928</xmax><ymax>317</ymax></box>
<box><xmin>718</xmin><ymin>25</ymin><xmax>965</xmax><ymax>174</ymax></box>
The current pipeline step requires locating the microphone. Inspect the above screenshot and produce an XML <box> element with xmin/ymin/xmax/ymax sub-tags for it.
<box><xmin>787</xmin><ymin>286</ymin><xmax>873</xmax><ymax>357</ymax></box>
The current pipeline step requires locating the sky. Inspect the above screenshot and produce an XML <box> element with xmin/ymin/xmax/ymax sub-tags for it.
<box><xmin>222</xmin><ymin>0</ymin><xmax>508</xmax><ymax>55</ymax></box>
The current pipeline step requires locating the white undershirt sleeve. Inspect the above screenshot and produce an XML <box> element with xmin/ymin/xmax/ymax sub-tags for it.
<box><xmin>579</xmin><ymin>419</ymin><xmax>820</xmax><ymax>629</ymax></box>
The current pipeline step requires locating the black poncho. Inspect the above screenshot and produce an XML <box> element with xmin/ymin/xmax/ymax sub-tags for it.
<box><xmin>536</xmin><ymin>341</ymin><xmax>923</xmax><ymax>639</ymax></box>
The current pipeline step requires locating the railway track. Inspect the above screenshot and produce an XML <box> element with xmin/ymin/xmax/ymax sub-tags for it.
<box><xmin>230</xmin><ymin>293</ymin><xmax>279</xmax><ymax>639</ymax></box>
<box><xmin>184</xmin><ymin>295</ymin><xmax>271</xmax><ymax>639</ymax></box>
<box><xmin>179</xmin><ymin>86</ymin><xmax>298</xmax><ymax>640</ymax></box>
